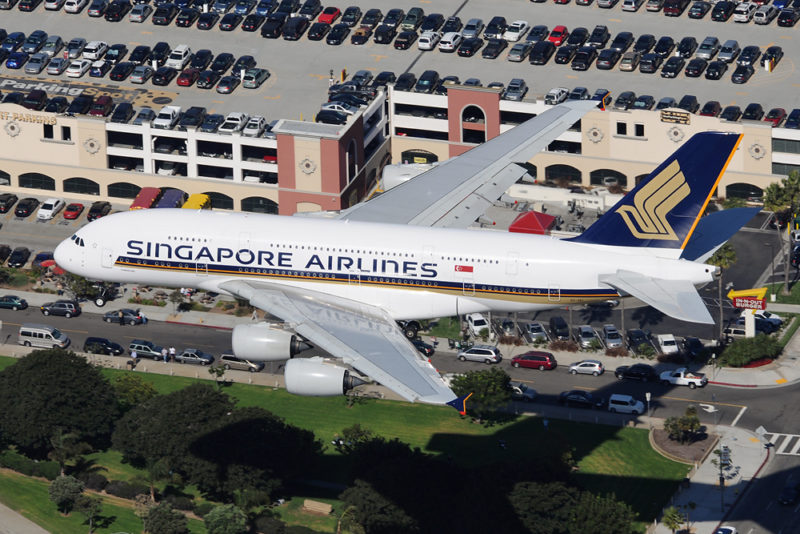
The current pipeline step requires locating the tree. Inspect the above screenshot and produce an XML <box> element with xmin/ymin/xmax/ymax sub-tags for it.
<box><xmin>62</xmin><ymin>274</ymin><xmax>100</xmax><ymax>301</ymax></box>
<box><xmin>333</xmin><ymin>423</ymin><xmax>374</xmax><ymax>453</ymax></box>
<box><xmin>664</xmin><ymin>406</ymin><xmax>702</xmax><ymax>444</ymax></box>
<box><xmin>208</xmin><ymin>364</ymin><xmax>227</xmax><ymax>389</ymax></box>
<box><xmin>339</xmin><ymin>480</ymin><xmax>418</xmax><ymax>534</ymax></box>
<box><xmin>568</xmin><ymin>492</ymin><xmax>636</xmax><ymax>534</ymax></box>
<box><xmin>661</xmin><ymin>505</ymin><xmax>684</xmax><ymax>534</ymax></box>
<box><xmin>74</xmin><ymin>494</ymin><xmax>103</xmax><ymax>534</ymax></box>
<box><xmin>204</xmin><ymin>504</ymin><xmax>248</xmax><ymax>534</ymax></box>
<box><xmin>144</xmin><ymin>457</ymin><xmax>173</xmax><ymax>503</ymax></box>
<box><xmin>112</xmin><ymin>374</ymin><xmax>158</xmax><ymax>413</ymax></box>
<box><xmin>0</xmin><ymin>350</ymin><xmax>118</xmax><ymax>457</ymax></box>
<box><xmin>337</xmin><ymin>505</ymin><xmax>365</xmax><ymax>534</ymax></box>
<box><xmin>49</xmin><ymin>475</ymin><xmax>85</xmax><ymax>515</ymax></box>
<box><xmin>48</xmin><ymin>428</ymin><xmax>91</xmax><ymax>476</ymax></box>
<box><xmin>764</xmin><ymin>170</ymin><xmax>800</xmax><ymax>294</ymax></box>
<box><xmin>169</xmin><ymin>290</ymin><xmax>184</xmax><ymax>312</ymax></box>
<box><xmin>450</xmin><ymin>368</ymin><xmax>512</xmax><ymax>422</ymax></box>
<box><xmin>706</xmin><ymin>243</ymin><xmax>737</xmax><ymax>339</ymax></box>
<box><xmin>144</xmin><ymin>502</ymin><xmax>189</xmax><ymax>534</ymax></box>
<box><xmin>508</xmin><ymin>481</ymin><xmax>577</xmax><ymax>534</ymax></box>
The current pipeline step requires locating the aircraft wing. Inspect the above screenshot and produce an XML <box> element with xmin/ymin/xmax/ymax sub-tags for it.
<box><xmin>599</xmin><ymin>270</ymin><xmax>714</xmax><ymax>324</ymax></box>
<box><xmin>338</xmin><ymin>100</ymin><xmax>598</xmax><ymax>228</ymax></box>
<box><xmin>219</xmin><ymin>279</ymin><xmax>455</xmax><ymax>405</ymax></box>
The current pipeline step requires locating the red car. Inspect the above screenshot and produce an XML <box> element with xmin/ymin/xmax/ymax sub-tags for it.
<box><xmin>177</xmin><ymin>68</ymin><xmax>200</xmax><ymax>87</ymax></box>
<box><xmin>63</xmin><ymin>203</ymin><xmax>84</xmax><ymax>220</ymax></box>
<box><xmin>548</xmin><ymin>25</ymin><xmax>569</xmax><ymax>46</ymax></box>
<box><xmin>510</xmin><ymin>351</ymin><xmax>558</xmax><ymax>370</ymax></box>
<box><xmin>318</xmin><ymin>6</ymin><xmax>340</xmax><ymax>24</ymax></box>
<box><xmin>764</xmin><ymin>107</ymin><xmax>787</xmax><ymax>128</ymax></box>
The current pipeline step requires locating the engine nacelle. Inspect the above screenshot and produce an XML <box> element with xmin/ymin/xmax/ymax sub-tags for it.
<box><xmin>284</xmin><ymin>358</ymin><xmax>365</xmax><ymax>397</ymax></box>
<box><xmin>231</xmin><ymin>322</ymin><xmax>311</xmax><ymax>362</ymax></box>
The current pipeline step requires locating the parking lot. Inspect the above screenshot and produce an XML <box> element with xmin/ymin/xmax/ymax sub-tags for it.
<box><xmin>0</xmin><ymin>0</ymin><xmax>798</xmax><ymax>121</ymax></box>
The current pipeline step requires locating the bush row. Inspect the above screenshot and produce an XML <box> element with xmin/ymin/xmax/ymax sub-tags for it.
<box><xmin>0</xmin><ymin>450</ymin><xmax>59</xmax><ymax>480</ymax></box>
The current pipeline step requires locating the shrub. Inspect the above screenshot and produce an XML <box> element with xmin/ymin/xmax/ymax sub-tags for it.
<box><xmin>105</xmin><ymin>480</ymin><xmax>149</xmax><ymax>500</ymax></box>
<box><xmin>605</xmin><ymin>347</ymin><xmax>628</xmax><ymax>357</ymax></box>
<box><xmin>79</xmin><ymin>473</ymin><xmax>109</xmax><ymax>491</ymax></box>
<box><xmin>166</xmin><ymin>495</ymin><xmax>194</xmax><ymax>511</ymax></box>
<box><xmin>0</xmin><ymin>449</ymin><xmax>36</xmax><ymax>475</ymax></box>
<box><xmin>34</xmin><ymin>461</ymin><xmax>61</xmax><ymax>481</ymax></box>
<box><xmin>194</xmin><ymin>502</ymin><xmax>215</xmax><ymax>517</ymax></box>
<box><xmin>720</xmin><ymin>334</ymin><xmax>782</xmax><ymax>367</ymax></box>
<box><xmin>549</xmin><ymin>340</ymin><xmax>579</xmax><ymax>352</ymax></box>
<box><xmin>254</xmin><ymin>515</ymin><xmax>286</xmax><ymax>533</ymax></box>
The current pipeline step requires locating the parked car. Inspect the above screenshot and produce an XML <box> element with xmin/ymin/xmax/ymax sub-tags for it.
<box><xmin>40</xmin><ymin>300</ymin><xmax>81</xmax><ymax>318</ymax></box>
<box><xmin>615</xmin><ymin>363</ymin><xmax>658</xmax><ymax>381</ymax></box>
<box><xmin>129</xmin><ymin>339</ymin><xmax>163</xmax><ymax>359</ymax></box>
<box><xmin>37</xmin><ymin>198</ymin><xmax>65</xmax><ymax>220</ymax></box>
<box><xmin>457</xmin><ymin>344</ymin><xmax>502</xmax><ymax>364</ymax></box>
<box><xmin>568</xmin><ymin>360</ymin><xmax>604</xmax><ymax>376</ymax></box>
<box><xmin>177</xmin><ymin>348</ymin><xmax>215</xmax><ymax>365</ymax></box>
<box><xmin>510</xmin><ymin>382</ymin><xmax>537</xmax><ymax>402</ymax></box>
<box><xmin>103</xmin><ymin>308</ymin><xmax>144</xmax><ymax>325</ymax></box>
<box><xmin>7</xmin><ymin>247</ymin><xmax>31</xmax><ymax>268</ymax></box>
<box><xmin>15</xmin><ymin>198</ymin><xmax>40</xmax><ymax>218</ymax></box>
<box><xmin>0</xmin><ymin>295</ymin><xmax>27</xmax><ymax>310</ymax></box>
<box><xmin>219</xmin><ymin>353</ymin><xmax>265</xmax><ymax>372</ymax></box>
<box><xmin>560</xmin><ymin>390</ymin><xmax>605</xmax><ymax>408</ymax></box>
<box><xmin>84</xmin><ymin>337</ymin><xmax>124</xmax><ymax>355</ymax></box>
<box><xmin>510</xmin><ymin>351</ymin><xmax>557</xmax><ymax>370</ymax></box>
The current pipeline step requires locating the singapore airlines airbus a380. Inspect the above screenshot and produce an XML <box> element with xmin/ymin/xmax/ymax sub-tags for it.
<box><xmin>54</xmin><ymin>101</ymin><xmax>757</xmax><ymax>407</ymax></box>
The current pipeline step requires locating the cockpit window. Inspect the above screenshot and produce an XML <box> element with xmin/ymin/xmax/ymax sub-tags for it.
<box><xmin>70</xmin><ymin>234</ymin><xmax>85</xmax><ymax>247</ymax></box>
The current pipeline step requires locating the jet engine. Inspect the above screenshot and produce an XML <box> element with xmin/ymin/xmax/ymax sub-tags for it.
<box><xmin>231</xmin><ymin>322</ymin><xmax>311</xmax><ymax>361</ymax></box>
<box><xmin>284</xmin><ymin>358</ymin><xmax>366</xmax><ymax>396</ymax></box>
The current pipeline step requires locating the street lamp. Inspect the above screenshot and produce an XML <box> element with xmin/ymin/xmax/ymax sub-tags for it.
<box><xmin>765</xmin><ymin>241</ymin><xmax>776</xmax><ymax>299</ymax></box>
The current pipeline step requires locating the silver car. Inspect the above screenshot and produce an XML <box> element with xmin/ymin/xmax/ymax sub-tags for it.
<box><xmin>457</xmin><ymin>344</ymin><xmax>502</xmax><ymax>364</ymax></box>
<box><xmin>177</xmin><ymin>348</ymin><xmax>215</xmax><ymax>365</ymax></box>
<box><xmin>67</xmin><ymin>38</ymin><xmax>87</xmax><ymax>59</ymax></box>
<box><xmin>46</xmin><ymin>57</ymin><xmax>69</xmax><ymax>75</ymax></box>
<box><xmin>25</xmin><ymin>53</ymin><xmax>50</xmax><ymax>74</ymax></box>
<box><xmin>718</xmin><ymin>40</ymin><xmax>740</xmax><ymax>63</ymax></box>
<box><xmin>462</xmin><ymin>18</ymin><xmax>484</xmax><ymax>39</ymax></box>
<box><xmin>568</xmin><ymin>360</ymin><xmax>605</xmax><ymax>376</ymax></box>
<box><xmin>575</xmin><ymin>325</ymin><xmax>599</xmax><ymax>349</ymax></box>
<box><xmin>220</xmin><ymin>353</ymin><xmax>265</xmax><ymax>372</ymax></box>
<box><xmin>526</xmin><ymin>322</ymin><xmax>548</xmax><ymax>341</ymax></box>
<box><xmin>130</xmin><ymin>65</ymin><xmax>153</xmax><ymax>84</ymax></box>
<box><xmin>129</xmin><ymin>2</ymin><xmax>152</xmax><ymax>22</ymax></box>
<box><xmin>602</xmin><ymin>324</ymin><xmax>623</xmax><ymax>348</ymax></box>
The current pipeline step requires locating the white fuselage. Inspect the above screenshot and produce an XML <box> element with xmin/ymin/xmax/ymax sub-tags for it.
<box><xmin>54</xmin><ymin>209</ymin><xmax>715</xmax><ymax>320</ymax></box>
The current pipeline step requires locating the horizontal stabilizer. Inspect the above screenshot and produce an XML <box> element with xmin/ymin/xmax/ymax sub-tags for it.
<box><xmin>681</xmin><ymin>207</ymin><xmax>761</xmax><ymax>261</ymax></box>
<box><xmin>599</xmin><ymin>270</ymin><xmax>713</xmax><ymax>324</ymax></box>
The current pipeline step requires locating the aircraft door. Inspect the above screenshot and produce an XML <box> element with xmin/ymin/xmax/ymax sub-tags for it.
<box><xmin>548</xmin><ymin>284</ymin><xmax>560</xmax><ymax>302</ymax></box>
<box><xmin>348</xmin><ymin>270</ymin><xmax>361</xmax><ymax>286</ymax></box>
<box><xmin>101</xmin><ymin>248</ymin><xmax>114</xmax><ymax>269</ymax></box>
<box><xmin>506</xmin><ymin>252</ymin><xmax>519</xmax><ymax>276</ymax></box>
<box><xmin>196</xmin><ymin>263</ymin><xmax>208</xmax><ymax>276</ymax></box>
<box><xmin>462</xmin><ymin>275</ymin><xmax>475</xmax><ymax>296</ymax></box>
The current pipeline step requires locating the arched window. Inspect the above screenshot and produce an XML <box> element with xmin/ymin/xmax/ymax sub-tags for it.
<box><xmin>462</xmin><ymin>105</ymin><xmax>485</xmax><ymax>124</ymax></box>
<box><xmin>241</xmin><ymin>197</ymin><xmax>278</xmax><ymax>214</ymax></box>
<box><xmin>202</xmin><ymin>192</ymin><xmax>234</xmax><ymax>210</ymax></box>
<box><xmin>19</xmin><ymin>173</ymin><xmax>55</xmax><ymax>191</ymax></box>
<box><xmin>634</xmin><ymin>174</ymin><xmax>649</xmax><ymax>186</ymax></box>
<box><xmin>0</xmin><ymin>170</ymin><xmax>10</xmax><ymax>186</ymax></box>
<box><xmin>64</xmin><ymin>177</ymin><xmax>100</xmax><ymax>195</ymax></box>
<box><xmin>726</xmin><ymin>183</ymin><xmax>763</xmax><ymax>201</ymax></box>
<box><xmin>589</xmin><ymin>169</ymin><xmax>627</xmax><ymax>188</ymax></box>
<box><xmin>347</xmin><ymin>139</ymin><xmax>357</xmax><ymax>181</ymax></box>
<box><xmin>108</xmin><ymin>182</ymin><xmax>141</xmax><ymax>199</ymax></box>
<box><xmin>544</xmin><ymin>164</ymin><xmax>581</xmax><ymax>185</ymax></box>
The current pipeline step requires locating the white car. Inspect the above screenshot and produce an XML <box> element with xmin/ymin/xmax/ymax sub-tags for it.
<box><xmin>83</xmin><ymin>41</ymin><xmax>108</xmax><ymax>60</ymax></box>
<box><xmin>733</xmin><ymin>1</ymin><xmax>757</xmax><ymax>22</ymax></box>
<box><xmin>46</xmin><ymin>57</ymin><xmax>69</xmax><ymax>75</ymax></box>
<box><xmin>37</xmin><ymin>198</ymin><xmax>66</xmax><ymax>220</ymax></box>
<box><xmin>438</xmin><ymin>32</ymin><xmax>463</xmax><ymax>52</ymax></box>
<box><xmin>66</xmin><ymin>59</ymin><xmax>92</xmax><ymax>78</ymax></box>
<box><xmin>218</xmin><ymin>112</ymin><xmax>249</xmax><ymax>134</ymax></box>
<box><xmin>320</xmin><ymin>102</ymin><xmax>359</xmax><ymax>115</ymax></box>
<box><xmin>503</xmin><ymin>20</ymin><xmax>529</xmax><ymax>42</ymax></box>
<box><xmin>466</xmin><ymin>312</ymin><xmax>489</xmax><ymax>337</ymax></box>
<box><xmin>64</xmin><ymin>0</ymin><xmax>88</xmax><ymax>12</ymax></box>
<box><xmin>242</xmin><ymin>116</ymin><xmax>267</xmax><ymax>137</ymax></box>
<box><xmin>417</xmin><ymin>31</ymin><xmax>441</xmax><ymax>51</ymax></box>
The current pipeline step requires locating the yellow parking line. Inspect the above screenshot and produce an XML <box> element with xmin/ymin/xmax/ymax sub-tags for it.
<box><xmin>309</xmin><ymin>73</ymin><xmax>328</xmax><ymax>80</ymax></box>
<box><xmin>662</xmin><ymin>395</ymin><xmax>746</xmax><ymax>408</ymax></box>
<box><xmin>263</xmin><ymin>95</ymin><xmax>280</xmax><ymax>99</ymax></box>
<box><xmin>140</xmin><ymin>31</ymin><xmax>153</xmax><ymax>35</ymax></box>
<box><xmin>370</xmin><ymin>54</ymin><xmax>387</xmax><ymax>62</ymax></box>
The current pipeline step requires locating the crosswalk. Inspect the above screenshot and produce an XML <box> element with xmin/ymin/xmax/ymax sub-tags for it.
<box><xmin>764</xmin><ymin>433</ymin><xmax>800</xmax><ymax>456</ymax></box>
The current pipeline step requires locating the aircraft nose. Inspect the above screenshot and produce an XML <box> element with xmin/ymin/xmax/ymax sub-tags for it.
<box><xmin>53</xmin><ymin>238</ymin><xmax>71</xmax><ymax>270</ymax></box>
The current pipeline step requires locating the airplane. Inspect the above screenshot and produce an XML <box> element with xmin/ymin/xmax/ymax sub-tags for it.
<box><xmin>54</xmin><ymin>101</ymin><xmax>756</xmax><ymax>407</ymax></box>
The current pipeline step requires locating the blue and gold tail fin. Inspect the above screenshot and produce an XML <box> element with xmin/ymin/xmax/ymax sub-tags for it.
<box><xmin>567</xmin><ymin>132</ymin><xmax>742</xmax><ymax>254</ymax></box>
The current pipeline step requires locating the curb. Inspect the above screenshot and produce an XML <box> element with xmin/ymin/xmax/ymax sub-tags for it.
<box><xmin>164</xmin><ymin>320</ymin><xmax>233</xmax><ymax>331</ymax></box>
<box><xmin>707</xmin><ymin>381</ymin><xmax>758</xmax><ymax>388</ymax></box>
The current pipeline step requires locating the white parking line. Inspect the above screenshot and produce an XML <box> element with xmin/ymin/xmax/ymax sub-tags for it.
<box><xmin>731</xmin><ymin>405</ymin><xmax>747</xmax><ymax>427</ymax></box>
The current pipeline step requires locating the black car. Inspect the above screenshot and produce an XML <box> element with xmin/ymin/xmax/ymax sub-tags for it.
<box><xmin>0</xmin><ymin>194</ymin><xmax>18</xmax><ymax>214</ymax></box>
<box><xmin>567</xmin><ymin>27</ymin><xmax>589</xmax><ymax>47</ymax></box>
<box><xmin>326</xmin><ymin>23</ymin><xmax>349</xmax><ymax>44</ymax></box>
<box><xmin>738</xmin><ymin>46</ymin><xmax>761</xmax><ymax>67</ymax></box>
<box><xmin>626</xmin><ymin>329</ymin><xmax>651</xmax><ymax>352</ymax></box>
<box><xmin>315</xmin><ymin>109</ymin><xmax>347</xmax><ymax>124</ymax></box>
<box><xmin>129</xmin><ymin>45</ymin><xmax>151</xmax><ymax>64</ymax></box>
<box><xmin>178</xmin><ymin>106</ymin><xmax>206</xmax><ymax>129</ymax></box>
<box><xmin>307</xmin><ymin>21</ymin><xmax>330</xmax><ymax>40</ymax></box>
<box><xmin>699</xmin><ymin>100</ymin><xmax>722</xmax><ymax>117</ymax></box>
<box><xmin>199</xmin><ymin>113</ymin><xmax>225</xmax><ymax>132</ymax></box>
<box><xmin>340</xmin><ymin>5</ymin><xmax>361</xmax><ymax>26</ymax></box>
<box><xmin>371</xmin><ymin>71</ymin><xmax>396</xmax><ymax>88</ymax></box>
<box><xmin>7</xmin><ymin>247</ymin><xmax>31</xmax><ymax>268</ymax></box>
<box><xmin>554</xmin><ymin>45</ymin><xmax>577</xmax><ymax>64</ymax></box>
<box><xmin>633</xmin><ymin>34</ymin><xmax>655</xmax><ymax>54</ymax></box>
<box><xmin>684</xmin><ymin>58</ymin><xmax>707</xmax><ymax>77</ymax></box>
<box><xmin>761</xmin><ymin>45</ymin><xmax>783</xmax><ymax>68</ymax></box>
<box><xmin>151</xmin><ymin>41</ymin><xmax>171</xmax><ymax>66</ymax></box>
<box><xmin>613</xmin><ymin>91</ymin><xmax>636</xmax><ymax>110</ymax></box>
<box><xmin>44</xmin><ymin>96</ymin><xmax>68</xmax><ymax>113</ymax></box>
<box><xmin>383</xmin><ymin>8</ymin><xmax>404</xmax><ymax>28</ymax></box>
<box><xmin>87</xmin><ymin>201</ymin><xmax>112</xmax><ymax>221</ymax></box>
<box><xmin>731</xmin><ymin>64</ymin><xmax>754</xmax><ymax>84</ymax></box>
<box><xmin>197</xmin><ymin>69</ymin><xmax>221</xmax><ymax>88</ymax></box>
<box><xmin>329</xmin><ymin>93</ymin><xmax>368</xmax><ymax>107</ymax></box>
<box><xmin>529</xmin><ymin>41</ymin><xmax>555</xmax><ymax>65</ymax></box>
<box><xmin>393</xmin><ymin>31</ymin><xmax>417</xmax><ymax>49</ymax></box>
<box><xmin>152</xmin><ymin>66</ymin><xmax>177</xmax><ymax>85</ymax></box>
<box><xmin>414</xmin><ymin>69</ymin><xmax>439</xmax><ymax>93</ymax></box>
<box><xmin>242</xmin><ymin>13</ymin><xmax>265</xmax><ymax>30</ymax></box>
<box><xmin>742</xmin><ymin>102</ymin><xmax>764</xmax><ymax>120</ymax></box>
<box><xmin>660</xmin><ymin>56</ymin><xmax>684</xmax><ymax>77</ymax></box>
<box><xmin>720</xmin><ymin>105</ymin><xmax>742</xmax><ymax>121</ymax></box>
<box><xmin>420</xmin><ymin>13</ymin><xmax>444</xmax><ymax>33</ymax></box>
<box><xmin>571</xmin><ymin>46</ymin><xmax>597</xmax><ymax>71</ymax></box>
<box><xmin>688</xmin><ymin>0</ymin><xmax>711</xmax><ymax>17</ymax></box>
<box><xmin>66</xmin><ymin>95</ymin><xmax>92</xmax><ymax>115</ymax></box>
<box><xmin>442</xmin><ymin>16</ymin><xmax>462</xmax><ymax>33</ymax></box>
<box><xmin>789</xmin><ymin>110</ymin><xmax>800</xmax><ymax>129</ymax></box>
<box><xmin>677</xmin><ymin>94</ymin><xmax>699</xmax><ymax>113</ymax></box>
<box><xmin>411</xmin><ymin>339</ymin><xmax>435</xmax><ymax>356</ymax></box>
<box><xmin>481</xmin><ymin>38</ymin><xmax>507</xmax><ymax>59</ymax></box>
<box><xmin>587</xmin><ymin>25</ymin><xmax>610</xmax><ymax>48</ymax></box>
<box><xmin>705</xmin><ymin>60</ymin><xmax>727</xmax><ymax>80</ymax></box>
<box><xmin>233</xmin><ymin>55</ymin><xmax>256</xmax><ymax>72</ymax></box>
<box><xmin>777</xmin><ymin>7</ymin><xmax>800</xmax><ymax>26</ymax></box>
<box><xmin>282</xmin><ymin>15</ymin><xmax>309</xmax><ymax>39</ymax></box>
<box><xmin>219</xmin><ymin>12</ymin><xmax>243</xmax><ymax>30</ymax></box>
<box><xmin>209</xmin><ymin>52</ymin><xmax>234</xmax><ymax>73</ymax></box>
<box><xmin>596</xmin><ymin>48</ymin><xmax>621</xmax><ymax>69</ymax></box>
<box><xmin>457</xmin><ymin>37</ymin><xmax>483</xmax><ymax>57</ymax></box>
<box><xmin>632</xmin><ymin>95</ymin><xmax>655</xmax><ymax>110</ymax></box>
<box><xmin>373</xmin><ymin>24</ymin><xmax>396</xmax><ymax>44</ymax></box>
<box><xmin>676</xmin><ymin>37</ymin><xmax>698</xmax><ymax>58</ymax></box>
<box><xmin>609</xmin><ymin>31</ymin><xmax>634</xmax><ymax>53</ymax></box>
<box><xmin>109</xmin><ymin>61</ymin><xmax>135</xmax><ymax>81</ymax></box>
<box><xmin>639</xmin><ymin>53</ymin><xmax>663</xmax><ymax>73</ymax></box>
<box><xmin>394</xmin><ymin>72</ymin><xmax>416</xmax><ymax>91</ymax></box>
<box><xmin>175</xmin><ymin>7</ymin><xmax>200</xmax><ymax>26</ymax></box>
<box><xmin>654</xmin><ymin>36</ymin><xmax>675</xmax><ymax>57</ymax></box>
<box><xmin>191</xmin><ymin>49</ymin><xmax>214</xmax><ymax>70</ymax></box>
<box><xmin>197</xmin><ymin>11</ymin><xmax>220</xmax><ymax>29</ymax></box>
<box><xmin>104</xmin><ymin>0</ymin><xmax>131</xmax><ymax>21</ymax></box>
<box><xmin>526</xmin><ymin>25</ymin><xmax>549</xmax><ymax>44</ymax></box>
<box><xmin>712</xmin><ymin>0</ymin><xmax>735</xmax><ymax>20</ymax></box>
<box><xmin>559</xmin><ymin>390</ymin><xmax>605</xmax><ymax>409</ymax></box>
<box><xmin>152</xmin><ymin>3</ymin><xmax>178</xmax><ymax>24</ymax></box>
<box><xmin>84</xmin><ymin>337</ymin><xmax>125</xmax><ymax>355</ymax></box>
<box><xmin>110</xmin><ymin>102</ymin><xmax>135</xmax><ymax>124</ymax></box>
<box><xmin>681</xmin><ymin>337</ymin><xmax>706</xmax><ymax>359</ymax></box>
<box><xmin>615</xmin><ymin>364</ymin><xmax>658</xmax><ymax>381</ymax></box>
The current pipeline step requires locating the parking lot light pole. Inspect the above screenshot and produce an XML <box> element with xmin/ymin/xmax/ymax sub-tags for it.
<box><xmin>766</xmin><ymin>241</ymin><xmax>776</xmax><ymax>298</ymax></box>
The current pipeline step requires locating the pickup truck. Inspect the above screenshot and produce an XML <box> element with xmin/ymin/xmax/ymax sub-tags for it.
<box><xmin>659</xmin><ymin>367</ymin><xmax>708</xmax><ymax>389</ymax></box>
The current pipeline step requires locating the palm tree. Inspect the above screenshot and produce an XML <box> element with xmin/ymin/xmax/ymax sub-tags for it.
<box><xmin>661</xmin><ymin>505</ymin><xmax>683</xmax><ymax>534</ymax></box>
<box><xmin>707</xmin><ymin>243</ymin><xmax>737</xmax><ymax>340</ymax></box>
<box><xmin>764</xmin><ymin>171</ymin><xmax>800</xmax><ymax>295</ymax></box>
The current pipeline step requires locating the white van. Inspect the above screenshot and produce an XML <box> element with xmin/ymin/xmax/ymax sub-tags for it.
<box><xmin>608</xmin><ymin>394</ymin><xmax>645</xmax><ymax>415</ymax></box>
<box><xmin>18</xmin><ymin>323</ymin><xmax>70</xmax><ymax>349</ymax></box>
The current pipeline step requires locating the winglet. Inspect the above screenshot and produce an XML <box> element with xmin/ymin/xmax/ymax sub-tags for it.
<box><xmin>447</xmin><ymin>393</ymin><xmax>472</xmax><ymax>415</ymax></box>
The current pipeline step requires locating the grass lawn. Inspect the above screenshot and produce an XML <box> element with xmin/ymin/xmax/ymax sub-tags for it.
<box><xmin>0</xmin><ymin>469</ymin><xmax>206</xmax><ymax>534</ymax></box>
<box><xmin>0</xmin><ymin>356</ymin><xmax>688</xmax><ymax>529</ymax></box>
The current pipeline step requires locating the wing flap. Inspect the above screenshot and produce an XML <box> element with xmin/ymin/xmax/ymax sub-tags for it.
<box><xmin>599</xmin><ymin>270</ymin><xmax>713</xmax><ymax>324</ymax></box>
<box><xmin>220</xmin><ymin>280</ymin><xmax>455</xmax><ymax>405</ymax></box>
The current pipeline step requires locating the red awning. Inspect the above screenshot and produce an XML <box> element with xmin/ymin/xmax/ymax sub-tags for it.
<box><xmin>508</xmin><ymin>211</ymin><xmax>556</xmax><ymax>235</ymax></box>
